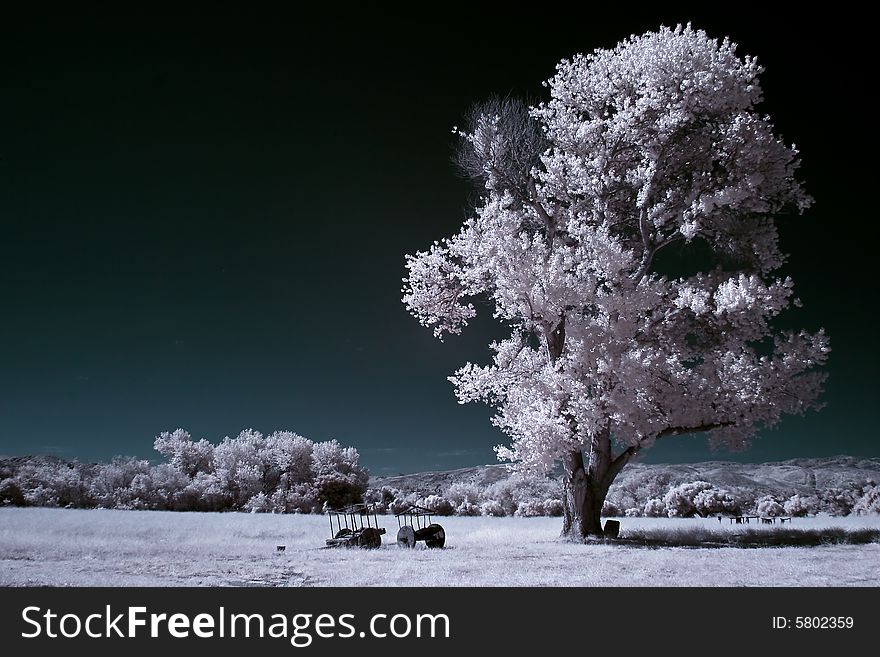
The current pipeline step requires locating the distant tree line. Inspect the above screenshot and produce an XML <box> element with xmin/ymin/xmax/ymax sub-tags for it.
<box><xmin>364</xmin><ymin>476</ymin><xmax>880</xmax><ymax>518</ymax></box>
<box><xmin>3</xmin><ymin>438</ymin><xmax>878</xmax><ymax>519</ymax></box>
<box><xmin>0</xmin><ymin>429</ymin><xmax>369</xmax><ymax>512</ymax></box>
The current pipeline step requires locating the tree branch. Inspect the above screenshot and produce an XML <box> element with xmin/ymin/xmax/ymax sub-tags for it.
<box><xmin>526</xmin><ymin>176</ymin><xmax>558</xmax><ymax>251</ymax></box>
<box><xmin>543</xmin><ymin>312</ymin><xmax>566</xmax><ymax>363</ymax></box>
<box><xmin>632</xmin><ymin>222</ymin><xmax>684</xmax><ymax>286</ymax></box>
<box><xmin>604</xmin><ymin>445</ymin><xmax>639</xmax><ymax>489</ymax></box>
<box><xmin>601</xmin><ymin>420</ymin><xmax>734</xmax><ymax>490</ymax></box>
<box><xmin>652</xmin><ymin>421</ymin><xmax>734</xmax><ymax>440</ymax></box>
<box><xmin>638</xmin><ymin>206</ymin><xmax>651</xmax><ymax>251</ymax></box>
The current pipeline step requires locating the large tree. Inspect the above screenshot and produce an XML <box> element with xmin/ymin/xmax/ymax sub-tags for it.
<box><xmin>402</xmin><ymin>25</ymin><xmax>829</xmax><ymax>539</ymax></box>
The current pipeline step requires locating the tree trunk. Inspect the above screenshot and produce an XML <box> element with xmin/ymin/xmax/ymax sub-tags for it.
<box><xmin>561</xmin><ymin>425</ymin><xmax>630</xmax><ymax>539</ymax></box>
<box><xmin>562</xmin><ymin>450</ymin><xmax>609</xmax><ymax>538</ymax></box>
<box><xmin>562</xmin><ymin>450</ymin><xmax>592</xmax><ymax>537</ymax></box>
<box><xmin>545</xmin><ymin>319</ymin><xmax>624</xmax><ymax>539</ymax></box>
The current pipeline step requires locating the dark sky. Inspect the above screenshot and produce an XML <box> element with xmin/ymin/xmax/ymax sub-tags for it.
<box><xmin>0</xmin><ymin>6</ymin><xmax>875</xmax><ymax>475</ymax></box>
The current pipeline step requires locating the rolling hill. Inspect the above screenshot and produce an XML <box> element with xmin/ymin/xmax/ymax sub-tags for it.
<box><xmin>371</xmin><ymin>455</ymin><xmax>880</xmax><ymax>503</ymax></box>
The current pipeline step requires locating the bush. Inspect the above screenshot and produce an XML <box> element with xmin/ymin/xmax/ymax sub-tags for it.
<box><xmin>417</xmin><ymin>494</ymin><xmax>454</xmax><ymax>516</ymax></box>
<box><xmin>13</xmin><ymin>462</ymin><xmax>95</xmax><ymax>508</ymax></box>
<box><xmin>456</xmin><ymin>501</ymin><xmax>482</xmax><ymax>516</ymax></box>
<box><xmin>486</xmin><ymin>474</ymin><xmax>561</xmax><ymax>516</ymax></box>
<box><xmin>663</xmin><ymin>481</ymin><xmax>715</xmax><ymax>517</ymax></box>
<box><xmin>784</xmin><ymin>494</ymin><xmax>819</xmax><ymax>517</ymax></box>
<box><xmin>484</xmin><ymin>480</ymin><xmax>518</xmax><ymax>515</ymax></box>
<box><xmin>23</xmin><ymin>484</ymin><xmax>58</xmax><ymax>507</ymax></box>
<box><xmin>379</xmin><ymin>486</ymin><xmax>399</xmax><ymax>506</ymax></box>
<box><xmin>853</xmin><ymin>486</ymin><xmax>880</xmax><ymax>515</ymax></box>
<box><xmin>179</xmin><ymin>472</ymin><xmax>227</xmax><ymax>511</ymax></box>
<box><xmin>755</xmin><ymin>496</ymin><xmax>785</xmax><ymax>517</ymax></box>
<box><xmin>820</xmin><ymin>485</ymin><xmax>863</xmax><ymax>516</ymax></box>
<box><xmin>609</xmin><ymin>471</ymin><xmax>674</xmax><ymax>511</ymax></box>
<box><xmin>515</xmin><ymin>500</ymin><xmax>545</xmax><ymax>517</ymax></box>
<box><xmin>312</xmin><ymin>440</ymin><xmax>369</xmax><ymax>509</ymax></box>
<box><xmin>602</xmin><ymin>500</ymin><xmax>621</xmax><ymax>517</ymax></box>
<box><xmin>270</xmin><ymin>484</ymin><xmax>319</xmax><ymax>514</ymax></box>
<box><xmin>643</xmin><ymin>498</ymin><xmax>666</xmax><ymax>517</ymax></box>
<box><xmin>624</xmin><ymin>507</ymin><xmax>642</xmax><ymax>517</ymax></box>
<box><xmin>543</xmin><ymin>499</ymin><xmax>564</xmax><ymax>517</ymax></box>
<box><xmin>389</xmin><ymin>493</ymin><xmax>418</xmax><ymax>516</ymax></box>
<box><xmin>314</xmin><ymin>476</ymin><xmax>366</xmax><ymax>510</ymax></box>
<box><xmin>0</xmin><ymin>479</ymin><xmax>25</xmax><ymax>506</ymax></box>
<box><xmin>363</xmin><ymin>486</ymin><xmax>399</xmax><ymax>512</ymax></box>
<box><xmin>693</xmin><ymin>487</ymin><xmax>740</xmax><ymax>517</ymax></box>
<box><xmin>0</xmin><ymin>427</ymin><xmax>369</xmax><ymax>514</ymax></box>
<box><xmin>91</xmin><ymin>457</ymin><xmax>152</xmax><ymax>507</ymax></box>
<box><xmin>127</xmin><ymin>464</ymin><xmax>190</xmax><ymax>510</ymax></box>
<box><xmin>480</xmin><ymin>499</ymin><xmax>506</xmax><ymax>517</ymax></box>
<box><xmin>445</xmin><ymin>482</ymin><xmax>484</xmax><ymax>507</ymax></box>
<box><xmin>245</xmin><ymin>492</ymin><xmax>272</xmax><ymax>513</ymax></box>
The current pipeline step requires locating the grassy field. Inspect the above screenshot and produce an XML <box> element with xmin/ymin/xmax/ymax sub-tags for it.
<box><xmin>1</xmin><ymin>508</ymin><xmax>879</xmax><ymax>586</ymax></box>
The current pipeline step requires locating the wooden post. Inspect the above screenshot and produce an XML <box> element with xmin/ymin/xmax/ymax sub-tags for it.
<box><xmin>603</xmin><ymin>519</ymin><xmax>620</xmax><ymax>539</ymax></box>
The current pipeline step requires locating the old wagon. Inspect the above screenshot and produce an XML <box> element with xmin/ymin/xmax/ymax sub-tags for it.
<box><xmin>394</xmin><ymin>504</ymin><xmax>446</xmax><ymax>548</ymax></box>
<box><xmin>325</xmin><ymin>503</ymin><xmax>386</xmax><ymax>549</ymax></box>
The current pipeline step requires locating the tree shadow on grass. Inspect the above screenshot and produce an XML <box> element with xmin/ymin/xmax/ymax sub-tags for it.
<box><xmin>610</xmin><ymin>527</ymin><xmax>880</xmax><ymax>549</ymax></box>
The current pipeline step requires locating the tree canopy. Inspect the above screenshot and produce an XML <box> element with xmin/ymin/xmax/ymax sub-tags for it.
<box><xmin>402</xmin><ymin>24</ymin><xmax>828</xmax><ymax>537</ymax></box>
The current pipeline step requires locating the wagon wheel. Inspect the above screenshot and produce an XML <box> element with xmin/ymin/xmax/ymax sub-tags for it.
<box><xmin>423</xmin><ymin>523</ymin><xmax>445</xmax><ymax>549</ymax></box>
<box><xmin>334</xmin><ymin>528</ymin><xmax>353</xmax><ymax>539</ymax></box>
<box><xmin>396</xmin><ymin>525</ymin><xmax>416</xmax><ymax>548</ymax></box>
<box><xmin>357</xmin><ymin>527</ymin><xmax>382</xmax><ymax>549</ymax></box>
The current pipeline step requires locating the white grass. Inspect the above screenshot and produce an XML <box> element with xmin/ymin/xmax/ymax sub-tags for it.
<box><xmin>1</xmin><ymin>508</ymin><xmax>879</xmax><ymax>586</ymax></box>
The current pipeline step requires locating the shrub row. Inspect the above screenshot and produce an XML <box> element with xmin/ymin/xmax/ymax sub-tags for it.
<box><xmin>0</xmin><ymin>429</ymin><xmax>368</xmax><ymax>513</ymax></box>
<box><xmin>364</xmin><ymin>479</ymin><xmax>880</xmax><ymax>518</ymax></box>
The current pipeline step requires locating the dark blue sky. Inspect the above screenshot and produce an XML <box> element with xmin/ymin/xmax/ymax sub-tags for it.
<box><xmin>0</xmin><ymin>6</ymin><xmax>875</xmax><ymax>475</ymax></box>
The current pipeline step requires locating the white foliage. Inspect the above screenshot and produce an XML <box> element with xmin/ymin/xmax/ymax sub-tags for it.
<box><xmin>820</xmin><ymin>485</ymin><xmax>863</xmax><ymax>517</ymax></box>
<box><xmin>311</xmin><ymin>439</ymin><xmax>370</xmax><ymax>508</ymax></box>
<box><xmin>402</xmin><ymin>24</ymin><xmax>827</xmax><ymax>478</ymax></box>
<box><xmin>755</xmin><ymin>496</ymin><xmax>785</xmax><ymax>517</ymax></box>
<box><xmin>663</xmin><ymin>481</ymin><xmax>715</xmax><ymax>517</ymax></box>
<box><xmin>265</xmin><ymin>431</ymin><xmax>314</xmax><ymax>488</ymax></box>
<box><xmin>644</xmin><ymin>498</ymin><xmax>667</xmax><ymax>517</ymax></box>
<box><xmin>515</xmin><ymin>500</ymin><xmax>546</xmax><ymax>517</ymax></box>
<box><xmin>245</xmin><ymin>492</ymin><xmax>271</xmax><ymax>513</ymax></box>
<box><xmin>128</xmin><ymin>464</ymin><xmax>190</xmax><ymax>510</ymax></box>
<box><xmin>153</xmin><ymin>429</ymin><xmax>215</xmax><ymax>478</ymax></box>
<box><xmin>692</xmin><ymin>487</ymin><xmax>740</xmax><ymax>516</ymax></box>
<box><xmin>213</xmin><ymin>429</ymin><xmax>268</xmax><ymax>507</ymax></box>
<box><xmin>91</xmin><ymin>457</ymin><xmax>152</xmax><ymax>506</ymax></box>
<box><xmin>543</xmin><ymin>499</ymin><xmax>564</xmax><ymax>517</ymax></box>
<box><xmin>180</xmin><ymin>472</ymin><xmax>226</xmax><ymax>511</ymax></box>
<box><xmin>0</xmin><ymin>429</ymin><xmax>366</xmax><ymax>513</ymax></box>
<box><xmin>485</xmin><ymin>475</ymin><xmax>561</xmax><ymax>515</ymax></box>
<box><xmin>456</xmin><ymin>501</ymin><xmax>483</xmax><ymax>516</ymax></box>
<box><xmin>480</xmin><ymin>499</ymin><xmax>506</xmax><ymax>517</ymax></box>
<box><xmin>602</xmin><ymin>500</ymin><xmax>621</xmax><ymax>517</ymax></box>
<box><xmin>389</xmin><ymin>494</ymin><xmax>418</xmax><ymax>516</ymax></box>
<box><xmin>853</xmin><ymin>486</ymin><xmax>880</xmax><ymax>515</ymax></box>
<box><xmin>417</xmin><ymin>494</ymin><xmax>455</xmax><ymax>516</ymax></box>
<box><xmin>445</xmin><ymin>482</ymin><xmax>485</xmax><ymax>506</ymax></box>
<box><xmin>784</xmin><ymin>494</ymin><xmax>819</xmax><ymax>517</ymax></box>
